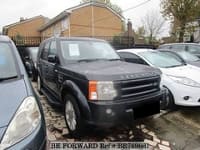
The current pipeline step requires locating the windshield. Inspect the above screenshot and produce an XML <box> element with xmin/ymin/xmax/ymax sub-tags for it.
<box><xmin>28</xmin><ymin>47</ymin><xmax>39</xmax><ymax>62</ymax></box>
<box><xmin>175</xmin><ymin>50</ymin><xmax>200</xmax><ymax>62</ymax></box>
<box><xmin>0</xmin><ymin>42</ymin><xmax>18</xmax><ymax>79</ymax></box>
<box><xmin>139</xmin><ymin>51</ymin><xmax>184</xmax><ymax>68</ymax></box>
<box><xmin>60</xmin><ymin>40</ymin><xmax>120</xmax><ymax>62</ymax></box>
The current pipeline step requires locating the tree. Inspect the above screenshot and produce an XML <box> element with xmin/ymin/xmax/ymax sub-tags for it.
<box><xmin>141</xmin><ymin>10</ymin><xmax>166</xmax><ymax>44</ymax></box>
<box><xmin>161</xmin><ymin>0</ymin><xmax>200</xmax><ymax>42</ymax></box>
<box><xmin>135</xmin><ymin>26</ymin><xmax>145</xmax><ymax>38</ymax></box>
<box><xmin>81</xmin><ymin>0</ymin><xmax>122</xmax><ymax>14</ymax></box>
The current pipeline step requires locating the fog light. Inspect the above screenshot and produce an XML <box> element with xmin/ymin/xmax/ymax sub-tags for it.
<box><xmin>183</xmin><ymin>96</ymin><xmax>190</xmax><ymax>101</ymax></box>
<box><xmin>106</xmin><ymin>109</ymin><xmax>112</xmax><ymax>114</ymax></box>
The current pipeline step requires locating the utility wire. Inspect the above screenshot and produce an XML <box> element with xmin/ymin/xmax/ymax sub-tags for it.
<box><xmin>123</xmin><ymin>0</ymin><xmax>151</xmax><ymax>12</ymax></box>
<box><xmin>94</xmin><ymin>0</ymin><xmax>152</xmax><ymax>23</ymax></box>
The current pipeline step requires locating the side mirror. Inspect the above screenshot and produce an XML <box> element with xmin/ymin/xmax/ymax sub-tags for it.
<box><xmin>48</xmin><ymin>55</ymin><xmax>57</xmax><ymax>63</ymax></box>
<box><xmin>25</xmin><ymin>61</ymin><xmax>33</xmax><ymax>76</ymax></box>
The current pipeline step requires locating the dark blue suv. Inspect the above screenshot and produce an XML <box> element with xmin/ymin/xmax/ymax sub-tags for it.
<box><xmin>0</xmin><ymin>36</ymin><xmax>46</xmax><ymax>149</ymax></box>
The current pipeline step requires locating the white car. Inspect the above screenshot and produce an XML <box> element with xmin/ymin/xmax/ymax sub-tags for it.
<box><xmin>118</xmin><ymin>49</ymin><xmax>200</xmax><ymax>108</ymax></box>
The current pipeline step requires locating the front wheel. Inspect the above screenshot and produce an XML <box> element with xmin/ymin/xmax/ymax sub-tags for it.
<box><xmin>64</xmin><ymin>94</ymin><xmax>84</xmax><ymax>137</ymax></box>
<box><xmin>161</xmin><ymin>87</ymin><xmax>175</xmax><ymax>110</ymax></box>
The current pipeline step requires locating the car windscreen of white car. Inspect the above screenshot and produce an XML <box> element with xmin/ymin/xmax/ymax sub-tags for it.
<box><xmin>175</xmin><ymin>50</ymin><xmax>200</xmax><ymax>62</ymax></box>
<box><xmin>139</xmin><ymin>51</ymin><xmax>184</xmax><ymax>68</ymax></box>
<box><xmin>0</xmin><ymin>42</ymin><xmax>18</xmax><ymax>80</ymax></box>
<box><xmin>60</xmin><ymin>40</ymin><xmax>120</xmax><ymax>63</ymax></box>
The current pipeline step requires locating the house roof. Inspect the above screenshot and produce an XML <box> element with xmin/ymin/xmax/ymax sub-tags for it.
<box><xmin>3</xmin><ymin>15</ymin><xmax>48</xmax><ymax>29</ymax></box>
<box><xmin>2</xmin><ymin>15</ymin><xmax>49</xmax><ymax>35</ymax></box>
<box><xmin>39</xmin><ymin>1</ymin><xmax>124</xmax><ymax>31</ymax></box>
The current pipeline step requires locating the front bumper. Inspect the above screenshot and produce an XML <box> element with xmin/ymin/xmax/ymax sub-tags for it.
<box><xmin>164</xmin><ymin>80</ymin><xmax>200</xmax><ymax>106</ymax></box>
<box><xmin>4</xmin><ymin>120</ymin><xmax>46</xmax><ymax>150</ymax></box>
<box><xmin>86</xmin><ymin>91</ymin><xmax>162</xmax><ymax>126</ymax></box>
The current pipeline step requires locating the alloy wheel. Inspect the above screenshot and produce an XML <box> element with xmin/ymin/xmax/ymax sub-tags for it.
<box><xmin>65</xmin><ymin>100</ymin><xmax>77</xmax><ymax>131</ymax></box>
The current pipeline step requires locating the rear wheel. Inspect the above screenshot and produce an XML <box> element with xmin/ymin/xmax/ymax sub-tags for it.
<box><xmin>37</xmin><ymin>76</ymin><xmax>43</xmax><ymax>95</ymax></box>
<box><xmin>64</xmin><ymin>94</ymin><xmax>84</xmax><ymax>137</ymax></box>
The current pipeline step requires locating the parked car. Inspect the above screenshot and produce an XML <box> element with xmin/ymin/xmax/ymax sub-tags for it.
<box><xmin>0</xmin><ymin>36</ymin><xmax>46</xmax><ymax>149</ymax></box>
<box><xmin>17</xmin><ymin>46</ymin><xmax>39</xmax><ymax>81</ymax></box>
<box><xmin>158</xmin><ymin>49</ymin><xmax>200</xmax><ymax>68</ymax></box>
<box><xmin>158</xmin><ymin>43</ymin><xmax>200</xmax><ymax>58</ymax></box>
<box><xmin>118</xmin><ymin>49</ymin><xmax>200</xmax><ymax>109</ymax></box>
<box><xmin>37</xmin><ymin>37</ymin><xmax>163</xmax><ymax>136</ymax></box>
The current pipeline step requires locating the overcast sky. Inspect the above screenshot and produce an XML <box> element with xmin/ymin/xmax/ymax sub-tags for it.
<box><xmin>0</xmin><ymin>0</ymin><xmax>170</xmax><ymax>37</ymax></box>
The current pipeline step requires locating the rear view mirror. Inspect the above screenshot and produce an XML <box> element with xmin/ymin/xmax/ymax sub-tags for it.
<box><xmin>48</xmin><ymin>55</ymin><xmax>57</xmax><ymax>63</ymax></box>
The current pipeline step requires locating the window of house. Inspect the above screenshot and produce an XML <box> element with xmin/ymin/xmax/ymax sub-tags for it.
<box><xmin>53</xmin><ymin>24</ymin><xmax>61</xmax><ymax>36</ymax></box>
<box><xmin>41</xmin><ymin>41</ymin><xmax>50</xmax><ymax>60</ymax></box>
<box><xmin>49</xmin><ymin>41</ymin><xmax>57</xmax><ymax>55</ymax></box>
<box><xmin>61</xmin><ymin>17</ymin><xmax>69</xmax><ymax>30</ymax></box>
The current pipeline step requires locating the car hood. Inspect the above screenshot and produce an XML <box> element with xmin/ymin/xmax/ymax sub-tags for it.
<box><xmin>161</xmin><ymin>65</ymin><xmax>200</xmax><ymax>82</ymax></box>
<box><xmin>64</xmin><ymin>60</ymin><xmax>161</xmax><ymax>81</ymax></box>
<box><xmin>0</xmin><ymin>79</ymin><xmax>27</xmax><ymax>128</ymax></box>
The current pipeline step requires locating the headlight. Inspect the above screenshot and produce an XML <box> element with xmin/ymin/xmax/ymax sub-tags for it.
<box><xmin>168</xmin><ymin>75</ymin><xmax>200</xmax><ymax>88</ymax></box>
<box><xmin>89</xmin><ymin>81</ymin><xmax>117</xmax><ymax>100</ymax></box>
<box><xmin>0</xmin><ymin>96</ymin><xmax>41</xmax><ymax>149</ymax></box>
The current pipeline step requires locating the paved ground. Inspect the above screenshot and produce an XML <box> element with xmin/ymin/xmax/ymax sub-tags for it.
<box><xmin>32</xmin><ymin>83</ymin><xmax>200</xmax><ymax>150</ymax></box>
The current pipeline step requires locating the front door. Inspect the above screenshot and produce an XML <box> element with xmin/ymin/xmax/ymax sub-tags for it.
<box><xmin>45</xmin><ymin>40</ymin><xmax>60</xmax><ymax>96</ymax></box>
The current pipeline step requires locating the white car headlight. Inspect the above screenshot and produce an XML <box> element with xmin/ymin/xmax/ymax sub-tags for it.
<box><xmin>89</xmin><ymin>81</ymin><xmax>117</xmax><ymax>100</ymax></box>
<box><xmin>168</xmin><ymin>75</ymin><xmax>200</xmax><ymax>88</ymax></box>
<box><xmin>0</xmin><ymin>96</ymin><xmax>41</xmax><ymax>149</ymax></box>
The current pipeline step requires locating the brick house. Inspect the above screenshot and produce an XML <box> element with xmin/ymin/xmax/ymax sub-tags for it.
<box><xmin>3</xmin><ymin>15</ymin><xmax>49</xmax><ymax>38</ymax></box>
<box><xmin>39</xmin><ymin>2</ymin><xmax>124</xmax><ymax>38</ymax></box>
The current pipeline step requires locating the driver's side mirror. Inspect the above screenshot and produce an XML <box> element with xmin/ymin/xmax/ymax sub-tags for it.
<box><xmin>48</xmin><ymin>55</ymin><xmax>57</xmax><ymax>63</ymax></box>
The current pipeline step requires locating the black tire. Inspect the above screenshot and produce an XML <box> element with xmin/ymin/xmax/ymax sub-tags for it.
<box><xmin>64</xmin><ymin>94</ymin><xmax>85</xmax><ymax>137</ymax></box>
<box><xmin>161</xmin><ymin>87</ymin><xmax>175</xmax><ymax>110</ymax></box>
<box><xmin>37</xmin><ymin>75</ymin><xmax>43</xmax><ymax>95</ymax></box>
<box><xmin>32</xmin><ymin>71</ymin><xmax>37</xmax><ymax>82</ymax></box>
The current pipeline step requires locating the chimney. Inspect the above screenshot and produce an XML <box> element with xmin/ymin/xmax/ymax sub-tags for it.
<box><xmin>127</xmin><ymin>19</ymin><xmax>133</xmax><ymax>37</ymax></box>
<box><xmin>20</xmin><ymin>17</ymin><xmax>25</xmax><ymax>22</ymax></box>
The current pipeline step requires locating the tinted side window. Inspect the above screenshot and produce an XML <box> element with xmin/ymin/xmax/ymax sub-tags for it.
<box><xmin>187</xmin><ymin>45</ymin><xmax>200</xmax><ymax>53</ymax></box>
<box><xmin>49</xmin><ymin>41</ymin><xmax>57</xmax><ymax>55</ymax></box>
<box><xmin>118</xmin><ymin>52</ymin><xmax>147</xmax><ymax>65</ymax></box>
<box><xmin>171</xmin><ymin>45</ymin><xmax>185</xmax><ymax>50</ymax></box>
<box><xmin>159</xmin><ymin>45</ymin><xmax>171</xmax><ymax>49</ymax></box>
<box><xmin>41</xmin><ymin>42</ymin><xmax>50</xmax><ymax>60</ymax></box>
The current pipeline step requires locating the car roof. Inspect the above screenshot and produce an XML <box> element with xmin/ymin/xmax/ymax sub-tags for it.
<box><xmin>0</xmin><ymin>35</ymin><xmax>11</xmax><ymax>42</ymax></box>
<box><xmin>44</xmin><ymin>36</ymin><xmax>106</xmax><ymax>42</ymax></box>
<box><xmin>117</xmin><ymin>48</ymin><xmax>155</xmax><ymax>54</ymax></box>
<box><xmin>161</xmin><ymin>43</ymin><xmax>200</xmax><ymax>46</ymax></box>
<box><xmin>158</xmin><ymin>49</ymin><xmax>185</xmax><ymax>52</ymax></box>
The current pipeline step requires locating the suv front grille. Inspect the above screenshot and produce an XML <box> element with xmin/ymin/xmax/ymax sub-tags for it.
<box><xmin>119</xmin><ymin>76</ymin><xmax>160</xmax><ymax>99</ymax></box>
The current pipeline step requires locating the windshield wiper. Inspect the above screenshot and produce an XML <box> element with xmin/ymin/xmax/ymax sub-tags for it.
<box><xmin>108</xmin><ymin>59</ymin><xmax>121</xmax><ymax>61</ymax></box>
<box><xmin>166</xmin><ymin>64</ymin><xmax>183</xmax><ymax>68</ymax></box>
<box><xmin>0</xmin><ymin>76</ymin><xmax>18</xmax><ymax>82</ymax></box>
<box><xmin>77</xmin><ymin>59</ymin><xmax>109</xmax><ymax>62</ymax></box>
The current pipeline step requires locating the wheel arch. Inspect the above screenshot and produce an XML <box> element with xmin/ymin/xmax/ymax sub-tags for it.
<box><xmin>61</xmin><ymin>80</ymin><xmax>91</xmax><ymax>120</ymax></box>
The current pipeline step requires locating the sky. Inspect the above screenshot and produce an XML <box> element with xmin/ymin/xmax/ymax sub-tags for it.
<box><xmin>0</xmin><ymin>0</ymin><xmax>170</xmax><ymax>37</ymax></box>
